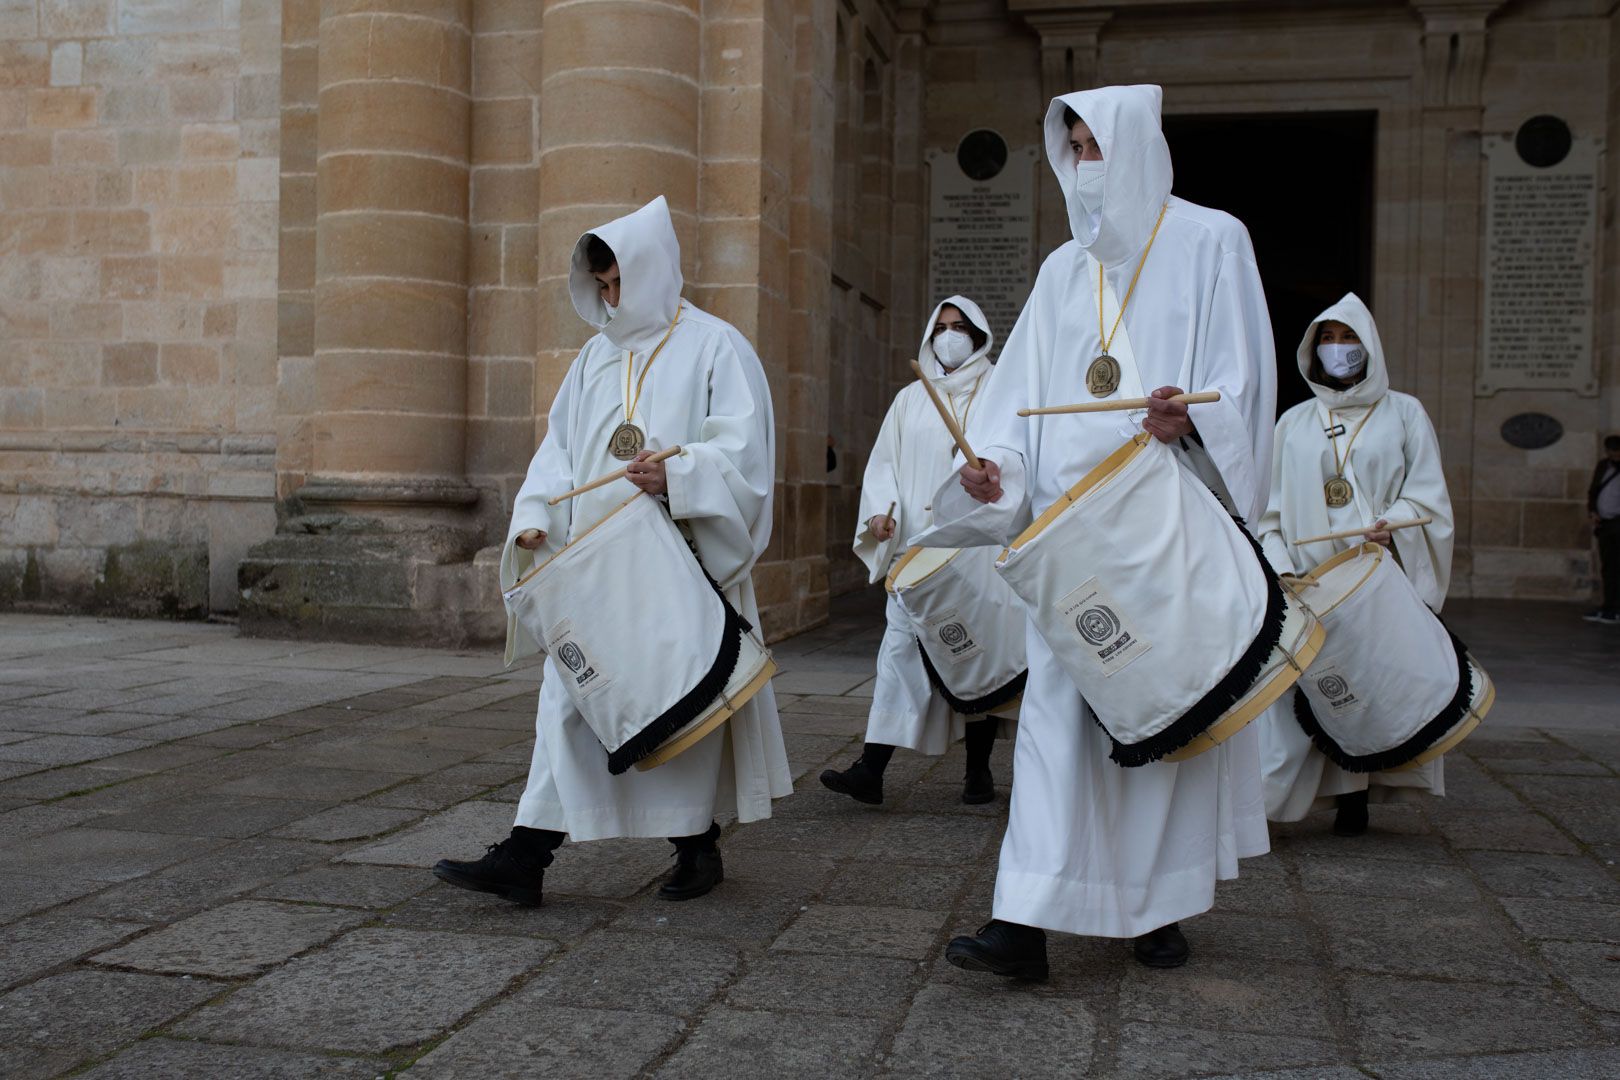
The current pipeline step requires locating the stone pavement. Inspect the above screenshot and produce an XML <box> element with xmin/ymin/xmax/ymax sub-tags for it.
<box><xmin>0</xmin><ymin>597</ymin><xmax>1616</xmax><ymax>1079</ymax></box>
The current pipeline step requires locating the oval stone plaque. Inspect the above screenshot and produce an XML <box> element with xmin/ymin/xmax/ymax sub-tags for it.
<box><xmin>1501</xmin><ymin>412</ymin><xmax>1564</xmax><ymax>450</ymax></box>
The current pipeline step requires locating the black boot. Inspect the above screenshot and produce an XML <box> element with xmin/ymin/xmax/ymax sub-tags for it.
<box><xmin>1333</xmin><ymin>789</ymin><xmax>1369</xmax><ymax>836</ymax></box>
<box><xmin>659</xmin><ymin>821</ymin><xmax>723</xmax><ymax>901</ymax></box>
<box><xmin>432</xmin><ymin>826</ymin><xmax>561</xmax><ymax>907</ymax></box>
<box><xmin>820</xmin><ymin>743</ymin><xmax>893</xmax><ymax>806</ymax></box>
<box><xmin>945</xmin><ymin>919</ymin><xmax>1049</xmax><ymax>981</ymax></box>
<box><xmin>962</xmin><ymin>718</ymin><xmax>997</xmax><ymax>805</ymax></box>
<box><xmin>1133</xmin><ymin>922</ymin><xmax>1189</xmax><ymax>968</ymax></box>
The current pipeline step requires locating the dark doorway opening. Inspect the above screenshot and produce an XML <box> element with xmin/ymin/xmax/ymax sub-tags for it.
<box><xmin>1163</xmin><ymin>111</ymin><xmax>1376</xmax><ymax>417</ymax></box>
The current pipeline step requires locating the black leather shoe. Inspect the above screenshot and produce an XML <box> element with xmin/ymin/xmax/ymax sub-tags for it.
<box><xmin>820</xmin><ymin>759</ymin><xmax>884</xmax><ymax>805</ymax></box>
<box><xmin>1133</xmin><ymin>922</ymin><xmax>1189</xmax><ymax>968</ymax></box>
<box><xmin>962</xmin><ymin>766</ymin><xmax>995</xmax><ymax>805</ymax></box>
<box><xmin>1333</xmin><ymin>790</ymin><xmax>1369</xmax><ymax>837</ymax></box>
<box><xmin>945</xmin><ymin>919</ymin><xmax>1049</xmax><ymax>981</ymax></box>
<box><xmin>658</xmin><ymin>846</ymin><xmax>723</xmax><ymax>901</ymax></box>
<box><xmin>432</xmin><ymin>835</ymin><xmax>549</xmax><ymax>906</ymax></box>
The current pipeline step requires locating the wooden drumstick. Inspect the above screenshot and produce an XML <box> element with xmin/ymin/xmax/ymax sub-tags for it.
<box><xmin>1292</xmin><ymin>516</ymin><xmax>1433</xmax><ymax>546</ymax></box>
<box><xmin>548</xmin><ymin>445</ymin><xmax>683</xmax><ymax>505</ymax></box>
<box><xmin>910</xmin><ymin>360</ymin><xmax>982</xmax><ymax>469</ymax></box>
<box><xmin>884</xmin><ymin>500</ymin><xmax>896</xmax><ymax>526</ymax></box>
<box><xmin>1019</xmin><ymin>391</ymin><xmax>1221</xmax><ymax>417</ymax></box>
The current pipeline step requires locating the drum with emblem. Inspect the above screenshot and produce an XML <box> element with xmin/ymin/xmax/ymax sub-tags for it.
<box><xmin>1285</xmin><ymin>543</ymin><xmax>1491</xmax><ymax>771</ymax></box>
<box><xmin>886</xmin><ymin>545</ymin><xmax>1027</xmax><ymax>717</ymax></box>
<box><xmin>994</xmin><ymin>433</ymin><xmax>1326</xmax><ymax>766</ymax></box>
<box><xmin>502</xmin><ymin>492</ymin><xmax>776</xmax><ymax>773</ymax></box>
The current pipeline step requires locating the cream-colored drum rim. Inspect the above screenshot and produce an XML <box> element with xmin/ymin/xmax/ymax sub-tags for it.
<box><xmin>1289</xmin><ymin>542</ymin><xmax>1384</xmax><ymax>619</ymax></box>
<box><xmin>1161</xmin><ymin>609</ymin><xmax>1327</xmax><ymax>763</ymax></box>
<box><xmin>634</xmin><ymin>656</ymin><xmax>778</xmax><ymax>771</ymax></box>
<box><xmin>884</xmin><ymin>545</ymin><xmax>960</xmax><ymax>596</ymax></box>
<box><xmin>1390</xmin><ymin>658</ymin><xmax>1494</xmax><ymax>771</ymax></box>
<box><xmin>1000</xmin><ymin>434</ymin><xmax>1150</xmax><ymax>561</ymax></box>
<box><xmin>509</xmin><ymin>491</ymin><xmax>644</xmax><ymax>592</ymax></box>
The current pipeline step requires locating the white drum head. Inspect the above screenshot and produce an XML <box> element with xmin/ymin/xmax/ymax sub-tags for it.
<box><xmin>887</xmin><ymin>546</ymin><xmax>958</xmax><ymax>595</ymax></box>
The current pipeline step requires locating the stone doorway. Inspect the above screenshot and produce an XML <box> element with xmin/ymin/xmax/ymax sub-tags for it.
<box><xmin>1163</xmin><ymin>111</ymin><xmax>1377</xmax><ymax>416</ymax></box>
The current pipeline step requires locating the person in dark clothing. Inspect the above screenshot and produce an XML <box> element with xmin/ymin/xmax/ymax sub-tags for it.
<box><xmin>1585</xmin><ymin>434</ymin><xmax>1620</xmax><ymax>624</ymax></box>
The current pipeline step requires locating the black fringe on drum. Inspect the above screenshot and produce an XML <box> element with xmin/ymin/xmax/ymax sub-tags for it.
<box><xmin>604</xmin><ymin>576</ymin><xmax>746</xmax><ymax>776</ymax></box>
<box><xmin>914</xmin><ymin>639</ymin><xmax>1028</xmax><ymax>716</ymax></box>
<box><xmin>1103</xmin><ymin>516</ymin><xmax>1288</xmax><ymax>768</ymax></box>
<box><xmin>1291</xmin><ymin>626</ymin><xmax>1474</xmax><ymax>774</ymax></box>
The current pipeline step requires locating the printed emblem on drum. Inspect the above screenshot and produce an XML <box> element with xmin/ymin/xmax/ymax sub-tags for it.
<box><xmin>927</xmin><ymin>611</ymin><xmax>982</xmax><ymax>664</ymax></box>
<box><xmin>1308</xmin><ymin>666</ymin><xmax>1364</xmax><ymax>717</ymax></box>
<box><xmin>546</xmin><ymin>621</ymin><xmax>611</xmax><ymax>698</ymax></box>
<box><xmin>1057</xmin><ymin>578</ymin><xmax>1151</xmax><ymax>677</ymax></box>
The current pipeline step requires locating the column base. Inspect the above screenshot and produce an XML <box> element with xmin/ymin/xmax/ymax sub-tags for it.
<box><xmin>238</xmin><ymin>477</ymin><xmax>503</xmax><ymax>646</ymax></box>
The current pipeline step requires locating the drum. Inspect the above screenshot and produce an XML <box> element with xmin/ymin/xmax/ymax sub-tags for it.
<box><xmin>886</xmin><ymin>545</ymin><xmax>1027</xmax><ymax>716</ymax></box>
<box><xmin>502</xmin><ymin>492</ymin><xmax>776</xmax><ymax>774</ymax></box>
<box><xmin>1286</xmin><ymin>543</ymin><xmax>1492</xmax><ymax>771</ymax></box>
<box><xmin>994</xmin><ymin>433</ymin><xmax>1325</xmax><ymax>766</ymax></box>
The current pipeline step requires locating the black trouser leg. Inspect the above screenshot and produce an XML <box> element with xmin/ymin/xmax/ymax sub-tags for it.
<box><xmin>1600</xmin><ymin>520</ymin><xmax>1620</xmax><ymax>613</ymax></box>
<box><xmin>669</xmin><ymin>820</ymin><xmax>721</xmax><ymax>852</ymax></box>
<box><xmin>964</xmin><ymin>717</ymin><xmax>997</xmax><ymax>774</ymax></box>
<box><xmin>860</xmin><ymin>742</ymin><xmax>896</xmax><ymax>776</ymax></box>
<box><xmin>510</xmin><ymin>826</ymin><xmax>565</xmax><ymax>865</ymax></box>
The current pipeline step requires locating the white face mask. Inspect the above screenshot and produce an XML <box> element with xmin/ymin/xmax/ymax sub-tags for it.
<box><xmin>1317</xmin><ymin>342</ymin><xmax>1367</xmax><ymax>379</ymax></box>
<box><xmin>603</xmin><ymin>300</ymin><xmax>617</xmax><ymax>319</ymax></box>
<box><xmin>1073</xmin><ymin>160</ymin><xmax>1106</xmax><ymax>218</ymax></box>
<box><xmin>932</xmin><ymin>328</ymin><xmax>975</xmax><ymax>368</ymax></box>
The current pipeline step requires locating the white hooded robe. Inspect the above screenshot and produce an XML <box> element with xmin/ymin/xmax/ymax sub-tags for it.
<box><xmin>500</xmin><ymin>197</ymin><xmax>793</xmax><ymax>840</ymax></box>
<box><xmin>853</xmin><ymin>297</ymin><xmax>999</xmax><ymax>754</ymax></box>
<box><xmin>914</xmin><ymin>85</ymin><xmax>1273</xmax><ymax>938</ymax></box>
<box><xmin>1256</xmin><ymin>293</ymin><xmax>1455</xmax><ymax>820</ymax></box>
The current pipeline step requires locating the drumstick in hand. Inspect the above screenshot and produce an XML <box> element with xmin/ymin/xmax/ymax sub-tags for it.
<box><xmin>910</xmin><ymin>361</ymin><xmax>982</xmax><ymax>469</ymax></box>
<box><xmin>1292</xmin><ymin>516</ymin><xmax>1433</xmax><ymax>546</ymax></box>
<box><xmin>549</xmin><ymin>445</ymin><xmax>684</xmax><ymax>505</ymax></box>
<box><xmin>1019</xmin><ymin>391</ymin><xmax>1221</xmax><ymax>417</ymax></box>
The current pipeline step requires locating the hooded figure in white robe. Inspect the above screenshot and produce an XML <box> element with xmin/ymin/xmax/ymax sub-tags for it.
<box><xmin>1257</xmin><ymin>293</ymin><xmax>1455</xmax><ymax>826</ymax></box>
<box><xmin>916</xmin><ymin>85</ymin><xmax>1274</xmax><ymax>976</ymax></box>
<box><xmin>820</xmin><ymin>297</ymin><xmax>1010</xmax><ymax>807</ymax></box>
<box><xmin>433</xmin><ymin>197</ymin><xmax>792</xmax><ymax>906</ymax></box>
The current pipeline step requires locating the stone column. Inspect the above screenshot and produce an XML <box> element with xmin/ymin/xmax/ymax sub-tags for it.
<box><xmin>1409</xmin><ymin>0</ymin><xmax>1506</xmax><ymax>595</ymax></box>
<box><xmin>304</xmin><ymin>0</ymin><xmax>475</xmax><ymax>513</ymax></box>
<box><xmin>1017</xmin><ymin>9</ymin><xmax>1111</xmax><ymax>258</ymax></box>
<box><xmin>532</xmin><ymin>0</ymin><xmax>701</xmax><ymax>419</ymax></box>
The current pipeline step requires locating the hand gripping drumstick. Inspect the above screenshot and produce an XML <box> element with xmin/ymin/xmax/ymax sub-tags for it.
<box><xmin>548</xmin><ymin>445</ymin><xmax>684</xmax><ymax>505</ymax></box>
<box><xmin>910</xmin><ymin>361</ymin><xmax>982</xmax><ymax>469</ymax></box>
<box><xmin>1018</xmin><ymin>391</ymin><xmax>1221</xmax><ymax>417</ymax></box>
<box><xmin>1291</xmin><ymin>516</ymin><xmax>1433</xmax><ymax>546</ymax></box>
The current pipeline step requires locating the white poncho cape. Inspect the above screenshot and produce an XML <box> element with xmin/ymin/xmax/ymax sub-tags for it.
<box><xmin>853</xmin><ymin>296</ymin><xmax>997</xmax><ymax>754</ymax></box>
<box><xmin>500</xmin><ymin>196</ymin><xmax>792</xmax><ymax>840</ymax></box>
<box><xmin>915</xmin><ymin>85</ymin><xmax>1274</xmax><ymax>937</ymax></box>
<box><xmin>1257</xmin><ymin>292</ymin><xmax>1455</xmax><ymax>820</ymax></box>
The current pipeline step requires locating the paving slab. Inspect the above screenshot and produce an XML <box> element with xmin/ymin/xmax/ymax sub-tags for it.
<box><xmin>521</xmin><ymin>931</ymin><xmax>740</xmax><ymax>1017</ymax></box>
<box><xmin>1367</xmin><ymin>1047</ymin><xmax>1620</xmax><ymax>1079</ymax></box>
<box><xmin>771</xmin><ymin>903</ymin><xmax>948</xmax><ymax>960</ymax></box>
<box><xmin>254</xmin><ymin>863</ymin><xmax>436</xmax><ymax>910</ymax></box>
<box><xmin>269</xmin><ymin>804</ymin><xmax>423</xmax><ymax>842</ymax></box>
<box><xmin>77</xmin><ymin>1038</ymin><xmax>388</xmax><ymax>1079</ymax></box>
<box><xmin>90</xmin><ymin>900</ymin><xmax>368</xmax><ymax>977</ymax></box>
<box><xmin>0</xmin><ymin>969</ymin><xmax>217</xmax><ymax>1060</ymax></box>
<box><xmin>886</xmin><ymin>982</ymin><xmax>1097</xmax><ymax>1078</ymax></box>
<box><xmin>1308</xmin><ymin>895</ymin><xmax>1545</xmax><ymax>984</ymax></box>
<box><xmin>1116</xmin><ymin>962</ymin><xmax>1337</xmax><ymax>1037</ymax></box>
<box><xmin>59</xmin><ymin>837</ymin><xmax>330</xmax><ymax>924</ymax></box>
<box><xmin>0</xmin><ymin>914</ymin><xmax>142</xmax><ymax>991</ymax></box>
<box><xmin>1499</xmin><ymin>897</ymin><xmax>1620</xmax><ymax>943</ymax></box>
<box><xmin>176</xmin><ymin>928</ymin><xmax>554</xmax><ymax>1052</ymax></box>
<box><xmin>1341</xmin><ymin>973</ymin><xmax>1599</xmax><ymax>1057</ymax></box>
<box><xmin>405</xmin><ymin>1003</ymin><xmax>686</xmax><ymax>1079</ymax></box>
<box><xmin>652</xmin><ymin>1006</ymin><xmax>885</xmax><ymax>1079</ymax></box>
<box><xmin>94</xmin><ymin>794</ymin><xmax>329</xmax><ymax>838</ymax></box>
<box><xmin>1464</xmin><ymin>851</ymin><xmax>1620</xmax><ymax>901</ymax></box>
<box><xmin>384</xmin><ymin>885</ymin><xmax>615</xmax><ymax>940</ymax></box>
<box><xmin>726</xmin><ymin>951</ymin><xmax>919</xmax><ymax>1016</ymax></box>
<box><xmin>1111</xmin><ymin>1022</ymin><xmax>1344</xmax><ymax>1078</ymax></box>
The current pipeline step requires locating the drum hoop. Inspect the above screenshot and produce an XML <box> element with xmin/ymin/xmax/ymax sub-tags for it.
<box><xmin>885</xmin><ymin>546</ymin><xmax>960</xmax><ymax>595</ymax></box>
<box><xmin>1396</xmin><ymin>659</ymin><xmax>1494</xmax><ymax>770</ymax></box>
<box><xmin>1294</xmin><ymin>542</ymin><xmax>1385</xmax><ymax>619</ymax></box>
<box><xmin>509</xmin><ymin>491</ymin><xmax>645</xmax><ymax>592</ymax></box>
<box><xmin>634</xmin><ymin>656</ymin><xmax>778</xmax><ymax>771</ymax></box>
<box><xmin>1000</xmin><ymin>433</ymin><xmax>1150</xmax><ymax>561</ymax></box>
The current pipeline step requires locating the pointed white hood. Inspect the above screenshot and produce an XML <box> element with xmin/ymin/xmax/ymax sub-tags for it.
<box><xmin>569</xmin><ymin>196</ymin><xmax>683</xmax><ymax>353</ymax></box>
<box><xmin>1297</xmin><ymin>292</ymin><xmax>1389</xmax><ymax>410</ymax></box>
<box><xmin>1044</xmin><ymin>85</ymin><xmax>1174</xmax><ymax>266</ymax></box>
<box><xmin>917</xmin><ymin>294</ymin><xmax>993</xmax><ymax>392</ymax></box>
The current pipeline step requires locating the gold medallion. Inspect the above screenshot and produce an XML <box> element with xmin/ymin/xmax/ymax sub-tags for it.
<box><xmin>1324</xmin><ymin>475</ymin><xmax>1353</xmax><ymax>508</ymax></box>
<box><xmin>608</xmin><ymin>422</ymin><xmax>646</xmax><ymax>461</ymax></box>
<box><xmin>1086</xmin><ymin>354</ymin><xmax>1121</xmax><ymax>397</ymax></box>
